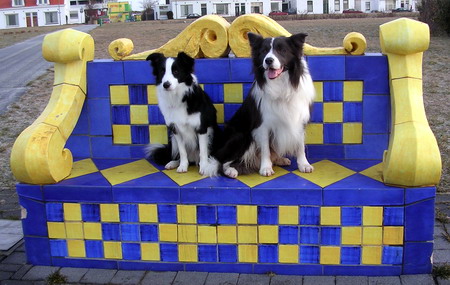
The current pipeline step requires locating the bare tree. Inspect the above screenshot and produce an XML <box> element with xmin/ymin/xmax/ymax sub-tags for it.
<box><xmin>141</xmin><ymin>0</ymin><xmax>158</xmax><ymax>11</ymax></box>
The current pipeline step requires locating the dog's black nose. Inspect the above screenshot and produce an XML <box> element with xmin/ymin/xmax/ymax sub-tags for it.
<box><xmin>163</xmin><ymin>81</ymin><xmax>171</xmax><ymax>89</ymax></box>
<box><xmin>265</xmin><ymin>57</ymin><xmax>274</xmax><ymax>65</ymax></box>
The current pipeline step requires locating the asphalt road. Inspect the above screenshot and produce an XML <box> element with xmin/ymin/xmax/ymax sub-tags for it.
<box><xmin>0</xmin><ymin>24</ymin><xmax>97</xmax><ymax>114</ymax></box>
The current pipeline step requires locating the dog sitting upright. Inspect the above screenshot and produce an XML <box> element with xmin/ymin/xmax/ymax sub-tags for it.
<box><xmin>214</xmin><ymin>33</ymin><xmax>315</xmax><ymax>178</ymax></box>
<box><xmin>146</xmin><ymin>52</ymin><xmax>221</xmax><ymax>176</ymax></box>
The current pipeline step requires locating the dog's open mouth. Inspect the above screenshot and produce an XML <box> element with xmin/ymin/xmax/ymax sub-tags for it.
<box><xmin>267</xmin><ymin>67</ymin><xmax>284</xmax><ymax>79</ymax></box>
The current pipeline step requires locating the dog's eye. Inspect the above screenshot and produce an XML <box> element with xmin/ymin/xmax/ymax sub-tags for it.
<box><xmin>172</xmin><ymin>69</ymin><xmax>179</xmax><ymax>75</ymax></box>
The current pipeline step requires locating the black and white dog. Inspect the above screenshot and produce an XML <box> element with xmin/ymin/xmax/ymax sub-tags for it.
<box><xmin>214</xmin><ymin>33</ymin><xmax>315</xmax><ymax>178</ymax></box>
<box><xmin>146</xmin><ymin>52</ymin><xmax>221</xmax><ymax>176</ymax></box>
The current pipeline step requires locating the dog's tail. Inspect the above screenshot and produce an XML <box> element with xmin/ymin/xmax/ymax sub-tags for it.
<box><xmin>145</xmin><ymin>143</ymin><xmax>173</xmax><ymax>165</ymax></box>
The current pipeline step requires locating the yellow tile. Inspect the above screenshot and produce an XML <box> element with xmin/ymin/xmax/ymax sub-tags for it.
<box><xmin>65</xmin><ymin>222</ymin><xmax>84</xmax><ymax>239</ymax></box>
<box><xmin>342</xmin><ymin>227</ymin><xmax>362</xmax><ymax>245</ymax></box>
<box><xmin>100</xmin><ymin>204</ymin><xmax>120</xmax><ymax>222</ymax></box>
<box><xmin>321</xmin><ymin>207</ymin><xmax>341</xmax><ymax>226</ymax></box>
<box><xmin>258</xmin><ymin>226</ymin><xmax>278</xmax><ymax>244</ymax></box>
<box><xmin>343</xmin><ymin>123</ymin><xmax>362</xmax><ymax>144</ymax></box>
<box><xmin>159</xmin><ymin>224</ymin><xmax>178</xmax><ymax>242</ymax></box>
<box><xmin>47</xmin><ymin>222</ymin><xmax>66</xmax><ymax>239</ymax></box>
<box><xmin>217</xmin><ymin>226</ymin><xmax>237</xmax><ymax>244</ymax></box>
<box><xmin>279</xmin><ymin>245</ymin><xmax>299</xmax><ymax>263</ymax></box>
<box><xmin>238</xmin><ymin>245</ymin><xmax>258</xmax><ymax>263</ymax></box>
<box><xmin>363</xmin><ymin>207</ymin><xmax>383</xmax><ymax>226</ymax></box>
<box><xmin>112</xmin><ymin>125</ymin><xmax>131</xmax><ymax>144</ymax></box>
<box><xmin>214</xmin><ymin>104</ymin><xmax>224</xmax><ymax>124</ymax></box>
<box><xmin>130</xmin><ymin>105</ymin><xmax>149</xmax><ymax>124</ymax></box>
<box><xmin>237</xmin><ymin>205</ymin><xmax>257</xmax><ymax>224</ymax></box>
<box><xmin>101</xmin><ymin>159</ymin><xmax>159</xmax><ymax>186</ymax></box>
<box><xmin>294</xmin><ymin>160</ymin><xmax>355</xmax><ymax>188</ymax></box>
<box><xmin>149</xmin><ymin>125</ymin><xmax>168</xmax><ymax>144</ymax></box>
<box><xmin>83</xmin><ymin>222</ymin><xmax>102</xmax><ymax>240</ymax></box>
<box><xmin>63</xmin><ymin>203</ymin><xmax>81</xmax><ymax>221</ymax></box>
<box><xmin>323</xmin><ymin>102</ymin><xmax>343</xmax><ymax>123</ymax></box>
<box><xmin>362</xmin><ymin>246</ymin><xmax>382</xmax><ymax>265</ymax></box>
<box><xmin>236</xmin><ymin>167</ymin><xmax>289</xmax><ymax>188</ymax></box>
<box><xmin>104</xmin><ymin>241</ymin><xmax>122</xmax><ymax>259</ymax></box>
<box><xmin>279</xmin><ymin>206</ymin><xmax>299</xmax><ymax>225</ymax></box>
<box><xmin>65</xmin><ymin>158</ymin><xmax>98</xmax><ymax>180</ymax></box>
<box><xmin>178</xmin><ymin>225</ymin><xmax>197</xmax><ymax>243</ymax></box>
<box><xmin>177</xmin><ymin>205</ymin><xmax>197</xmax><ymax>224</ymax></box>
<box><xmin>313</xmin><ymin>82</ymin><xmax>323</xmax><ymax>102</ymax></box>
<box><xmin>224</xmin><ymin>83</ymin><xmax>243</xmax><ymax>103</ymax></box>
<box><xmin>139</xmin><ymin>204</ymin><xmax>158</xmax><ymax>223</ymax></box>
<box><xmin>141</xmin><ymin>243</ymin><xmax>160</xmax><ymax>261</ymax></box>
<box><xmin>343</xmin><ymin>81</ymin><xmax>363</xmax><ymax>101</ymax></box>
<box><xmin>360</xmin><ymin>163</ymin><xmax>384</xmax><ymax>183</ymax></box>
<box><xmin>363</xmin><ymin>227</ymin><xmax>383</xmax><ymax>245</ymax></box>
<box><xmin>67</xmin><ymin>240</ymin><xmax>86</xmax><ymax>258</ymax></box>
<box><xmin>163</xmin><ymin>166</ymin><xmax>206</xmax><ymax>186</ymax></box>
<box><xmin>198</xmin><ymin>226</ymin><xmax>217</xmax><ymax>243</ymax></box>
<box><xmin>238</xmin><ymin>226</ymin><xmax>258</xmax><ymax>244</ymax></box>
<box><xmin>305</xmin><ymin>124</ymin><xmax>324</xmax><ymax>144</ymax></box>
<box><xmin>147</xmin><ymin>85</ymin><xmax>158</xmax><ymax>104</ymax></box>
<box><xmin>320</xmin><ymin>246</ymin><xmax>341</xmax><ymax>265</ymax></box>
<box><xmin>179</xmin><ymin>244</ymin><xmax>198</xmax><ymax>262</ymax></box>
<box><xmin>383</xmin><ymin>226</ymin><xmax>404</xmax><ymax>245</ymax></box>
<box><xmin>110</xmin><ymin>85</ymin><xmax>129</xmax><ymax>105</ymax></box>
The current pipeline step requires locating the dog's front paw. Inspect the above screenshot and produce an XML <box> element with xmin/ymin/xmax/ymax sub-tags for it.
<box><xmin>274</xmin><ymin>157</ymin><xmax>291</xmax><ymax>166</ymax></box>
<box><xmin>260</xmin><ymin>166</ymin><xmax>275</xmax><ymax>177</ymax></box>
<box><xmin>224</xmin><ymin>167</ymin><xmax>239</xmax><ymax>179</ymax></box>
<box><xmin>176</xmin><ymin>161</ymin><xmax>189</xmax><ymax>173</ymax></box>
<box><xmin>165</xmin><ymin>160</ymin><xmax>180</xmax><ymax>170</ymax></box>
<box><xmin>298</xmin><ymin>163</ymin><xmax>314</xmax><ymax>173</ymax></box>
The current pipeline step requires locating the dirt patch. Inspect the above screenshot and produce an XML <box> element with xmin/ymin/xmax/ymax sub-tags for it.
<box><xmin>0</xmin><ymin>25</ymin><xmax>77</xmax><ymax>49</ymax></box>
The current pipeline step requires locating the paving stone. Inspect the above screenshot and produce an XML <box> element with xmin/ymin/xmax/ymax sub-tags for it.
<box><xmin>368</xmin><ymin>276</ymin><xmax>401</xmax><ymax>285</ymax></box>
<box><xmin>1</xmin><ymin>252</ymin><xmax>26</xmax><ymax>265</ymax></box>
<box><xmin>58</xmin><ymin>267</ymin><xmax>88</xmax><ymax>283</ymax></box>
<box><xmin>10</xmin><ymin>265</ymin><xmax>32</xmax><ymax>280</ymax></box>
<box><xmin>0</xmin><ymin>280</ymin><xmax>34</xmax><ymax>285</ymax></box>
<box><xmin>140</xmin><ymin>271</ymin><xmax>177</xmax><ymax>285</ymax></box>
<box><xmin>205</xmin><ymin>272</ymin><xmax>239</xmax><ymax>285</ymax></box>
<box><xmin>173</xmin><ymin>271</ymin><xmax>208</xmax><ymax>285</ymax></box>
<box><xmin>110</xmin><ymin>270</ymin><xmax>145</xmax><ymax>284</ymax></box>
<box><xmin>435</xmin><ymin>236</ymin><xmax>450</xmax><ymax>250</ymax></box>
<box><xmin>270</xmin><ymin>275</ymin><xmax>303</xmax><ymax>285</ymax></box>
<box><xmin>303</xmin><ymin>276</ymin><xmax>335</xmax><ymax>285</ymax></box>
<box><xmin>437</xmin><ymin>277</ymin><xmax>450</xmax><ymax>285</ymax></box>
<box><xmin>435</xmin><ymin>226</ymin><xmax>445</xmax><ymax>237</ymax></box>
<box><xmin>79</xmin><ymin>269</ymin><xmax>117</xmax><ymax>284</ymax></box>
<box><xmin>0</xmin><ymin>264</ymin><xmax>21</xmax><ymax>272</ymax></box>
<box><xmin>336</xmin><ymin>276</ymin><xmax>368</xmax><ymax>285</ymax></box>
<box><xmin>0</xmin><ymin>271</ymin><xmax>13</xmax><ymax>280</ymax></box>
<box><xmin>434</xmin><ymin>249</ymin><xmax>450</xmax><ymax>264</ymax></box>
<box><xmin>237</xmin><ymin>274</ymin><xmax>270</xmax><ymax>285</ymax></box>
<box><xmin>21</xmin><ymin>266</ymin><xmax>59</xmax><ymax>281</ymax></box>
<box><xmin>400</xmin><ymin>274</ymin><xmax>435</xmax><ymax>285</ymax></box>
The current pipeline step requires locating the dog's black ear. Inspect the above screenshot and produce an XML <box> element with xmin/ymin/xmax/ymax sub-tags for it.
<box><xmin>146</xmin><ymin>52</ymin><xmax>164</xmax><ymax>63</ymax></box>
<box><xmin>247</xmin><ymin>32</ymin><xmax>264</xmax><ymax>49</ymax></box>
<box><xmin>177</xmin><ymin>52</ymin><xmax>195</xmax><ymax>72</ymax></box>
<box><xmin>290</xmin><ymin>33</ymin><xmax>308</xmax><ymax>48</ymax></box>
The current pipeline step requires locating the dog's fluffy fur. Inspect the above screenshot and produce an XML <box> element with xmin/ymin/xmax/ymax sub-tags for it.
<box><xmin>214</xmin><ymin>33</ymin><xmax>315</xmax><ymax>178</ymax></box>
<box><xmin>145</xmin><ymin>52</ymin><xmax>221</xmax><ymax>176</ymax></box>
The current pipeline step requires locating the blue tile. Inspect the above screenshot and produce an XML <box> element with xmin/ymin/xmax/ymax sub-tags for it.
<box><xmin>72</xmin><ymin>103</ymin><xmax>89</xmax><ymax>135</ymax></box>
<box><xmin>91</xmin><ymin>137</ymin><xmax>131</xmax><ymax>159</ymax></box>
<box><xmin>341</xmin><ymin>247</ymin><xmax>360</xmax><ymax>265</ymax></box>
<box><xmin>279</xmin><ymin>226</ymin><xmax>299</xmax><ymax>244</ymax></box>
<box><xmin>341</xmin><ymin>207</ymin><xmax>362</xmax><ymax>226</ymax></box>
<box><xmin>122</xmin><ymin>243</ymin><xmax>141</xmax><ymax>260</ymax></box>
<box><xmin>85</xmin><ymin>240</ymin><xmax>104</xmax><ymax>258</ymax></box>
<box><xmin>307</xmin><ymin>145</ymin><xmax>345</xmax><ymax>160</ymax></box>
<box><xmin>130</xmin><ymin>145</ymin><xmax>147</xmax><ymax>159</ymax></box>
<box><xmin>18</xmin><ymin>197</ymin><xmax>47</xmax><ymax>237</ymax></box>
<box><xmin>24</xmin><ymin>237</ymin><xmax>51</xmax><ymax>266</ymax></box>
<box><xmin>131</xmin><ymin>126</ymin><xmax>150</xmax><ymax>145</ymax></box>
<box><xmin>119</xmin><ymin>204</ymin><xmax>139</xmax><ymax>222</ymax></box>
<box><xmin>300</xmin><ymin>207</ymin><xmax>320</xmax><ymax>225</ymax></box>
<box><xmin>52</xmin><ymin>257</ymin><xmax>117</xmax><ymax>269</ymax></box>
<box><xmin>66</xmin><ymin>135</ymin><xmax>91</xmax><ymax>158</ymax></box>
<box><xmin>308</xmin><ymin>56</ymin><xmax>345</xmax><ymax>81</ymax></box>
<box><xmin>160</xmin><ymin>243</ymin><xmax>178</xmax><ymax>262</ymax></box>
<box><xmin>181</xmin><ymin>178</ymin><xmax>250</xmax><ymax>205</ymax></box>
<box><xmin>82</xmin><ymin>204</ymin><xmax>101</xmax><ymax>222</ymax></box>
<box><xmin>87</xmin><ymin>61</ymin><xmax>124</xmax><ymax>99</ymax></box>
<box><xmin>185</xmin><ymin>263</ymin><xmax>253</xmax><ymax>274</ymax></box>
<box><xmin>158</xmin><ymin>204</ymin><xmax>177</xmax><ymax>223</ymax></box>
<box><xmin>258</xmin><ymin>206</ymin><xmax>278</xmax><ymax>225</ymax></box>
<box><xmin>343</xmin><ymin>102</ymin><xmax>363</xmax><ymax>122</ymax></box>
<box><xmin>230</xmin><ymin>58</ymin><xmax>253</xmax><ymax>82</ymax></box>
<box><xmin>329</xmin><ymin>159</ymin><xmax>380</xmax><ymax>172</ymax></box>
<box><xmin>323</xmin><ymin>81</ymin><xmax>343</xmax><ymax>102</ymax></box>
<box><xmin>300</xmin><ymin>245</ymin><xmax>320</xmax><ymax>264</ymax></box>
<box><xmin>345</xmin><ymin>134</ymin><xmax>389</xmax><ymax>160</ymax></box>
<box><xmin>148</xmin><ymin>105</ymin><xmax>165</xmax><ymax>124</ymax></box>
<box><xmin>102</xmin><ymin>223</ymin><xmax>121</xmax><ymax>241</ymax></box>
<box><xmin>405</xmin><ymin>199</ymin><xmax>434</xmax><ymax>242</ymax></box>
<box><xmin>403</xmin><ymin>263</ymin><xmax>432</xmax><ymax>275</ymax></box>
<box><xmin>324</xmin><ymin>265</ymin><xmax>402</xmax><ymax>276</ymax></box>
<box><xmin>224</xmin><ymin>104</ymin><xmax>241</xmax><ymax>122</ymax></box>
<box><xmin>196</xmin><ymin>58</ymin><xmax>231</xmax><ymax>83</ymax></box>
<box><xmin>345</xmin><ymin>55</ymin><xmax>389</xmax><ymax>95</ymax></box>
<box><xmin>324</xmin><ymin>124</ymin><xmax>342</xmax><ymax>144</ymax></box>
<box><xmin>140</xmin><ymin>225</ymin><xmax>158</xmax><ymax>242</ymax></box>
<box><xmin>49</xmin><ymin>240</ymin><xmax>67</xmax><ymax>257</ymax></box>
<box><xmin>129</xmin><ymin>85</ymin><xmax>148</xmax><ymax>104</ymax></box>
<box><xmin>311</xmin><ymin>102</ymin><xmax>323</xmax><ymax>122</ymax></box>
<box><xmin>93</xmin><ymin>158</ymin><xmax>137</xmax><ymax>170</ymax></box>
<box><xmin>16</xmin><ymin>184</ymin><xmax>43</xmax><ymax>201</ymax></box>
<box><xmin>363</xmin><ymin>95</ymin><xmax>390</xmax><ymax>134</ymax></box>
<box><xmin>254</xmin><ymin>264</ymin><xmax>323</xmax><ymax>275</ymax></box>
<box><xmin>321</xmin><ymin>227</ymin><xmax>341</xmax><ymax>245</ymax></box>
<box><xmin>46</xmin><ymin>203</ymin><xmax>64</xmax><ymax>222</ymax></box>
<box><xmin>218</xmin><ymin>244</ymin><xmax>237</xmax><ymax>262</ymax></box>
<box><xmin>403</xmin><ymin>242</ymin><xmax>433</xmax><ymax>274</ymax></box>
<box><xmin>203</xmin><ymin>84</ymin><xmax>224</xmax><ymax>103</ymax></box>
<box><xmin>382</xmin><ymin>246</ymin><xmax>402</xmax><ymax>265</ymax></box>
<box><xmin>198</xmin><ymin>245</ymin><xmax>217</xmax><ymax>262</ymax></box>
<box><xmin>258</xmin><ymin>245</ymin><xmax>278</xmax><ymax>263</ymax></box>
<box><xmin>112</xmin><ymin>106</ymin><xmax>130</xmax><ymax>125</ymax></box>
<box><xmin>405</xmin><ymin>187</ymin><xmax>436</xmax><ymax>204</ymax></box>
<box><xmin>197</xmin><ymin>206</ymin><xmax>216</xmax><ymax>224</ymax></box>
<box><xmin>124</xmin><ymin>61</ymin><xmax>153</xmax><ymax>84</ymax></box>
<box><xmin>383</xmin><ymin>207</ymin><xmax>404</xmax><ymax>226</ymax></box>
<box><xmin>217</xmin><ymin>206</ymin><xmax>237</xmax><ymax>225</ymax></box>
<box><xmin>300</xmin><ymin>227</ymin><xmax>319</xmax><ymax>244</ymax></box>
<box><xmin>121</xmin><ymin>224</ymin><xmax>140</xmax><ymax>242</ymax></box>
<box><xmin>88</xmin><ymin>99</ymin><xmax>112</xmax><ymax>135</ymax></box>
<box><xmin>242</xmin><ymin>83</ymin><xmax>253</xmax><ymax>99</ymax></box>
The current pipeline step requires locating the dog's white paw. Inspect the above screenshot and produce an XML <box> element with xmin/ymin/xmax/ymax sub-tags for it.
<box><xmin>298</xmin><ymin>163</ymin><xmax>314</xmax><ymax>173</ymax></box>
<box><xmin>176</xmin><ymin>162</ymin><xmax>189</xmax><ymax>173</ymax></box>
<box><xmin>165</xmin><ymin>160</ymin><xmax>179</xmax><ymax>170</ymax></box>
<box><xmin>199</xmin><ymin>160</ymin><xmax>219</xmax><ymax>177</ymax></box>
<box><xmin>260</xmin><ymin>166</ymin><xmax>275</xmax><ymax>177</ymax></box>
<box><xmin>274</xmin><ymin>157</ymin><xmax>291</xmax><ymax>166</ymax></box>
<box><xmin>224</xmin><ymin>167</ymin><xmax>238</xmax><ymax>179</ymax></box>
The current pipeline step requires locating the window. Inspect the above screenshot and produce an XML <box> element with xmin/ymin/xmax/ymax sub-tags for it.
<box><xmin>70</xmin><ymin>11</ymin><xmax>79</xmax><ymax>19</ymax></box>
<box><xmin>6</xmin><ymin>14</ymin><xmax>19</xmax><ymax>26</ymax></box>
<box><xmin>251</xmin><ymin>2</ymin><xmax>262</xmax><ymax>13</ymax></box>
<box><xmin>334</xmin><ymin>0</ymin><xmax>340</xmax><ymax>11</ymax></box>
<box><xmin>180</xmin><ymin>5</ymin><xmax>193</xmax><ymax>17</ymax></box>
<box><xmin>307</xmin><ymin>0</ymin><xmax>313</xmax><ymax>12</ymax></box>
<box><xmin>343</xmin><ymin>0</ymin><xmax>348</xmax><ymax>10</ymax></box>
<box><xmin>12</xmin><ymin>0</ymin><xmax>24</xmax><ymax>6</ymax></box>
<box><xmin>365</xmin><ymin>1</ymin><xmax>370</xmax><ymax>11</ymax></box>
<box><xmin>201</xmin><ymin>3</ymin><xmax>207</xmax><ymax>15</ymax></box>
<box><xmin>45</xmin><ymin>12</ymin><xmax>59</xmax><ymax>24</ymax></box>
<box><xmin>271</xmin><ymin>3</ymin><xmax>279</xmax><ymax>11</ymax></box>
<box><xmin>215</xmin><ymin>4</ymin><xmax>229</xmax><ymax>15</ymax></box>
<box><xmin>37</xmin><ymin>0</ymin><xmax>49</xmax><ymax>4</ymax></box>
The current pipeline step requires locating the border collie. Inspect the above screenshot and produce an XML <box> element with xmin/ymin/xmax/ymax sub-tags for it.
<box><xmin>214</xmin><ymin>33</ymin><xmax>315</xmax><ymax>178</ymax></box>
<box><xmin>145</xmin><ymin>52</ymin><xmax>221</xmax><ymax>176</ymax></box>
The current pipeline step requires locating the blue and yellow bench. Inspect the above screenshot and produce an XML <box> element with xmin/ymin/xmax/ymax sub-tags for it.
<box><xmin>11</xmin><ymin>15</ymin><xmax>441</xmax><ymax>275</ymax></box>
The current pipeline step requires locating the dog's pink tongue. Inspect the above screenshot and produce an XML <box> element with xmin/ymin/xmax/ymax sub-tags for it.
<box><xmin>268</xmin><ymin>68</ymin><xmax>283</xmax><ymax>79</ymax></box>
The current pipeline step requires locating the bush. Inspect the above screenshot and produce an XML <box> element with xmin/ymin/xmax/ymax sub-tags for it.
<box><xmin>418</xmin><ymin>0</ymin><xmax>450</xmax><ymax>36</ymax></box>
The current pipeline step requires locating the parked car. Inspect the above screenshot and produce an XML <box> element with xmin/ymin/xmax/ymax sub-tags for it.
<box><xmin>186</xmin><ymin>13</ymin><xmax>201</xmax><ymax>19</ymax></box>
<box><xmin>343</xmin><ymin>9</ymin><xmax>363</xmax><ymax>13</ymax></box>
<box><xmin>392</xmin><ymin>7</ymin><xmax>410</xmax><ymax>12</ymax></box>
<box><xmin>269</xmin><ymin>10</ymin><xmax>288</xmax><ymax>16</ymax></box>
